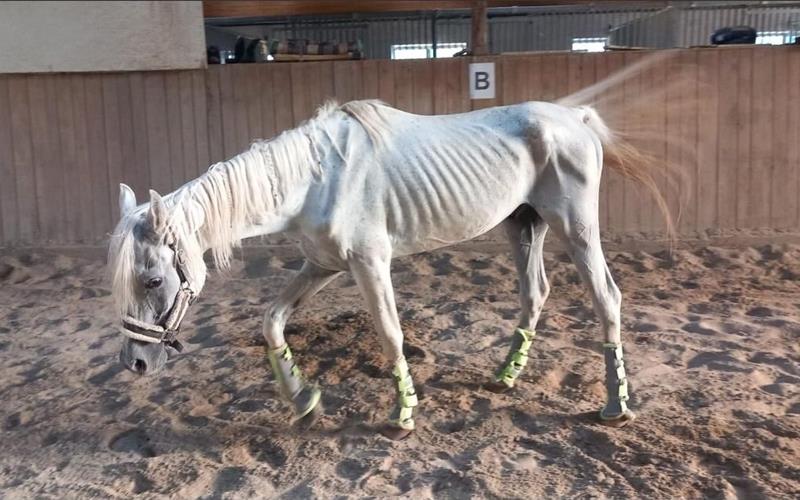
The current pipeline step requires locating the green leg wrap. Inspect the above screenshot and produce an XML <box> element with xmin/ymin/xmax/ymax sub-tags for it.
<box><xmin>494</xmin><ymin>327</ymin><xmax>535</xmax><ymax>389</ymax></box>
<box><xmin>266</xmin><ymin>344</ymin><xmax>320</xmax><ymax>418</ymax></box>
<box><xmin>388</xmin><ymin>357</ymin><xmax>418</xmax><ymax>431</ymax></box>
<box><xmin>600</xmin><ymin>343</ymin><xmax>630</xmax><ymax>420</ymax></box>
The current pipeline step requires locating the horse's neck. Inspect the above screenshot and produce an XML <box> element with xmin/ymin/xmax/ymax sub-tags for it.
<box><xmin>175</xmin><ymin>135</ymin><xmax>318</xmax><ymax>250</ymax></box>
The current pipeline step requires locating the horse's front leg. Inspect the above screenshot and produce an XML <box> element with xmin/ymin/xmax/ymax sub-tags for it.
<box><xmin>263</xmin><ymin>261</ymin><xmax>341</xmax><ymax>418</ymax></box>
<box><xmin>349</xmin><ymin>254</ymin><xmax>418</xmax><ymax>440</ymax></box>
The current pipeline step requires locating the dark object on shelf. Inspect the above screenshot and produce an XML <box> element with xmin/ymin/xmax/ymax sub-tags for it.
<box><xmin>207</xmin><ymin>46</ymin><xmax>221</xmax><ymax>65</ymax></box>
<box><xmin>711</xmin><ymin>26</ymin><xmax>756</xmax><ymax>45</ymax></box>
<box><xmin>269</xmin><ymin>39</ymin><xmax>363</xmax><ymax>60</ymax></box>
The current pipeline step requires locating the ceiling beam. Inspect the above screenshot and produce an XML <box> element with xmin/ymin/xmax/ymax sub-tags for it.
<box><xmin>203</xmin><ymin>1</ymin><xmax>646</xmax><ymax>18</ymax></box>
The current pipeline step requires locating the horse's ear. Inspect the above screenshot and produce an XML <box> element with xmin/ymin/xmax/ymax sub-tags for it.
<box><xmin>119</xmin><ymin>183</ymin><xmax>137</xmax><ymax>217</ymax></box>
<box><xmin>147</xmin><ymin>189</ymin><xmax>168</xmax><ymax>233</ymax></box>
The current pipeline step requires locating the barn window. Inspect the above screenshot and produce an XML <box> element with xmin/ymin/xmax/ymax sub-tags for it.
<box><xmin>391</xmin><ymin>42</ymin><xmax>467</xmax><ymax>60</ymax></box>
<box><xmin>571</xmin><ymin>37</ymin><xmax>608</xmax><ymax>52</ymax></box>
<box><xmin>756</xmin><ymin>30</ymin><xmax>794</xmax><ymax>45</ymax></box>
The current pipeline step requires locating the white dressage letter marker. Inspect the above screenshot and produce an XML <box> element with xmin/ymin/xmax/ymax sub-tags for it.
<box><xmin>469</xmin><ymin>62</ymin><xmax>495</xmax><ymax>100</ymax></box>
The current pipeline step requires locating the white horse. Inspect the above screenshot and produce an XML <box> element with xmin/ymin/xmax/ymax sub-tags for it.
<box><xmin>109</xmin><ymin>87</ymin><xmax>668</xmax><ymax>439</ymax></box>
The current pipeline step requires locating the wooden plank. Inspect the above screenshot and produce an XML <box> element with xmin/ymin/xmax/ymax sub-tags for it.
<box><xmin>231</xmin><ymin>64</ymin><xmax>251</xmax><ymax>152</ymax></box>
<box><xmin>646</xmin><ymin>50</ymin><xmax>669</xmax><ymax>235</ymax></box>
<box><xmin>413</xmin><ymin>60</ymin><xmax>434</xmax><ymax>115</ymax></box>
<box><xmin>593</xmin><ymin>53</ymin><xmax>609</xmax><ymax>232</ymax></box>
<box><xmin>446</xmin><ymin>57</ymin><xmax>469</xmax><ymax>114</ymax></box>
<box><xmin>394</xmin><ymin>60</ymin><xmax>414</xmax><ymax>112</ymax></box>
<box><xmin>218</xmin><ymin>66</ymin><xmax>238</xmax><ymax>159</ymax></box>
<box><xmin>621</xmin><ymin>52</ymin><xmax>641</xmax><ymax>233</ymax></box>
<box><xmin>603</xmin><ymin>52</ymin><xmax>626</xmax><ymax>236</ymax></box>
<box><xmin>734</xmin><ymin>48</ymin><xmax>753</xmax><ymax>229</ymax></box>
<box><xmin>361</xmin><ymin>59</ymin><xmax>380</xmax><ymax>100</ymax></box>
<box><xmin>271</xmin><ymin>64</ymin><xmax>294</xmax><ymax>134</ymax></box>
<box><xmin>205</xmin><ymin>66</ymin><xmax>225</xmax><ymax>163</ymax></box>
<box><xmin>258</xmin><ymin>65</ymin><xmax>277</xmax><ymax>140</ymax></box>
<box><xmin>432</xmin><ymin>59</ymin><xmax>449</xmax><ymax>115</ymax></box>
<box><xmin>127</xmin><ymin>72</ymin><xmax>152</xmax><ymax>196</ymax></box>
<box><xmin>191</xmin><ymin>70</ymin><xmax>211</xmax><ymax>174</ymax></box>
<box><xmin>291</xmin><ymin>63</ymin><xmax>313</xmax><ymax>126</ymax></box>
<box><xmin>790</xmin><ymin>50</ymin><xmax>800</xmax><ymax>229</ymax></box>
<box><xmin>769</xmin><ymin>48</ymin><xmax>792</xmax><ymax>229</ymax></box>
<box><xmin>8</xmin><ymin>76</ymin><xmax>38</xmax><ymax>242</ymax></box>
<box><xmin>101</xmin><ymin>74</ymin><xmax>125</xmax><ymax>224</ymax></box>
<box><xmin>164</xmin><ymin>71</ymin><xmax>186</xmax><ymax>187</ymax></box>
<box><xmin>0</xmin><ymin>77</ymin><xmax>18</xmax><ymax>244</ymax></box>
<box><xmin>115</xmin><ymin>74</ymin><xmax>139</xmax><ymax>204</ymax></box>
<box><xmin>525</xmin><ymin>54</ymin><xmax>543</xmax><ymax>102</ymax></box>
<box><xmin>83</xmin><ymin>75</ymin><xmax>112</xmax><ymax>240</ymax></box>
<box><xmin>678</xmin><ymin>50</ymin><xmax>698</xmax><ymax>234</ymax></box>
<box><xmin>745</xmin><ymin>47</ymin><xmax>772</xmax><ymax>229</ymax></box>
<box><xmin>143</xmin><ymin>72</ymin><xmax>172</xmax><ymax>195</ymax></box>
<box><xmin>179</xmin><ymin>71</ymin><xmax>200</xmax><ymax>182</ymax></box>
<box><xmin>715</xmin><ymin>49</ymin><xmax>739</xmax><ymax>231</ymax></box>
<box><xmin>377</xmin><ymin>59</ymin><xmax>396</xmax><ymax>107</ymax></box>
<box><xmin>70</xmin><ymin>75</ymin><xmax>95</xmax><ymax>242</ymax></box>
<box><xmin>318</xmin><ymin>61</ymin><xmax>336</xmax><ymax>105</ymax></box>
<box><xmin>696</xmin><ymin>49</ymin><xmax>719</xmax><ymax>232</ymax></box>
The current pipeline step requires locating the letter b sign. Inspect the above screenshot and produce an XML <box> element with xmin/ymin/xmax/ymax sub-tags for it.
<box><xmin>469</xmin><ymin>62</ymin><xmax>495</xmax><ymax>100</ymax></box>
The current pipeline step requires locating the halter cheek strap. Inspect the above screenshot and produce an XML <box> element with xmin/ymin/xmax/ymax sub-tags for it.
<box><xmin>118</xmin><ymin>245</ymin><xmax>196</xmax><ymax>352</ymax></box>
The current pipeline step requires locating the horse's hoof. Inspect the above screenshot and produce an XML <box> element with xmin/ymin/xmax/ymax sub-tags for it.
<box><xmin>380</xmin><ymin>425</ymin><xmax>413</xmax><ymax>441</ymax></box>
<box><xmin>292</xmin><ymin>401</ymin><xmax>322</xmax><ymax>430</ymax></box>
<box><xmin>598</xmin><ymin>409</ymin><xmax>636</xmax><ymax>428</ymax></box>
<box><xmin>484</xmin><ymin>380</ymin><xmax>513</xmax><ymax>394</ymax></box>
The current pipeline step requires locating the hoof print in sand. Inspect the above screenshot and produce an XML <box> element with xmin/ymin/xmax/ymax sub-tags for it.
<box><xmin>109</xmin><ymin>429</ymin><xmax>157</xmax><ymax>458</ymax></box>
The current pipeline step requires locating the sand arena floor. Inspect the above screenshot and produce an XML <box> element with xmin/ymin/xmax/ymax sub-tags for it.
<box><xmin>0</xmin><ymin>242</ymin><xmax>798</xmax><ymax>498</ymax></box>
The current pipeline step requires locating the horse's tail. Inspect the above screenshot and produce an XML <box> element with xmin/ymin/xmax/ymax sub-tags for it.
<box><xmin>557</xmin><ymin>51</ymin><xmax>682</xmax><ymax>241</ymax></box>
<box><xmin>575</xmin><ymin>105</ymin><xmax>675</xmax><ymax>240</ymax></box>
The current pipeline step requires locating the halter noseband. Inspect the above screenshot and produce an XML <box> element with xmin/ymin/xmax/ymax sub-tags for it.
<box><xmin>119</xmin><ymin>244</ymin><xmax>196</xmax><ymax>352</ymax></box>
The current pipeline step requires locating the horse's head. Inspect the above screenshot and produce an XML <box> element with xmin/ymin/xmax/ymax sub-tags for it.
<box><xmin>109</xmin><ymin>184</ymin><xmax>207</xmax><ymax>376</ymax></box>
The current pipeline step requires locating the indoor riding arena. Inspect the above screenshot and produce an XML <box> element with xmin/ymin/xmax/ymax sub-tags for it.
<box><xmin>1</xmin><ymin>1</ymin><xmax>799</xmax><ymax>498</ymax></box>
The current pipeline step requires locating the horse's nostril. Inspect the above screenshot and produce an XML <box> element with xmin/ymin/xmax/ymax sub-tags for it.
<box><xmin>133</xmin><ymin>358</ymin><xmax>147</xmax><ymax>374</ymax></box>
<box><xmin>145</xmin><ymin>277</ymin><xmax>163</xmax><ymax>289</ymax></box>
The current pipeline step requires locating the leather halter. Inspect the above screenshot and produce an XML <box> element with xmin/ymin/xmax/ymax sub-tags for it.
<box><xmin>119</xmin><ymin>244</ymin><xmax>196</xmax><ymax>352</ymax></box>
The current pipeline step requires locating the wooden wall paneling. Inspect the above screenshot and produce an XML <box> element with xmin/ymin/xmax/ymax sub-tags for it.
<box><xmin>361</xmin><ymin>59</ymin><xmax>380</xmax><ymax>100</ymax></box>
<box><xmin>143</xmin><ymin>72</ymin><xmax>173</xmax><ymax>196</ymax></box>
<box><xmin>768</xmin><ymin>48</ymin><xmax>792</xmax><ymax>228</ymax></box>
<box><xmin>696</xmin><ymin>49</ymin><xmax>719</xmax><ymax>232</ymax></box>
<box><xmin>317</xmin><ymin>61</ymin><xmax>336</xmax><ymax>105</ymax></box>
<box><xmin>377</xmin><ymin>59</ymin><xmax>396</xmax><ymax>107</ymax></box>
<box><xmin>84</xmin><ymin>75</ymin><xmax>113</xmax><ymax>240</ymax></box>
<box><xmin>290</xmin><ymin>63</ymin><xmax>313</xmax><ymax>126</ymax></box>
<box><xmin>665</xmin><ymin>53</ymin><xmax>686</xmax><ymax>232</ymax></box>
<box><xmin>69</xmin><ymin>75</ymin><xmax>95</xmax><ymax>242</ymax></box>
<box><xmin>127</xmin><ymin>73</ymin><xmax>152</xmax><ymax>197</ymax></box>
<box><xmin>524</xmin><ymin>55</ymin><xmax>543</xmax><ymax>102</ymax></box>
<box><xmin>205</xmin><ymin>67</ymin><xmax>225</xmax><ymax>164</ymax></box>
<box><xmin>8</xmin><ymin>77</ymin><xmax>38</xmax><ymax>242</ymax></box>
<box><xmin>0</xmin><ymin>78</ymin><xmax>18</xmax><ymax>243</ymax></box>
<box><xmin>232</xmin><ymin>65</ymin><xmax>252</xmax><ymax>152</ymax></box>
<box><xmin>257</xmin><ymin>65</ymin><xmax>277</xmax><ymax>141</ymax></box>
<box><xmin>621</xmin><ymin>52</ymin><xmax>642</xmax><ymax>233</ymax></box>
<box><xmin>678</xmin><ymin>50</ymin><xmax>698</xmax><ymax>234</ymax></box>
<box><xmin>646</xmin><ymin>51</ymin><xmax>669</xmax><ymax>234</ymax></box>
<box><xmin>734</xmin><ymin>48</ymin><xmax>753</xmax><ymax>229</ymax></box>
<box><xmin>603</xmin><ymin>52</ymin><xmax>626</xmax><ymax>237</ymax></box>
<box><xmin>178</xmin><ymin>71</ymin><xmax>200</xmax><ymax>182</ymax></box>
<box><xmin>100</xmin><ymin>74</ymin><xmax>124</xmax><ymax>231</ymax></box>
<box><xmin>191</xmin><ymin>70</ymin><xmax>211</xmax><ymax>173</ymax></box>
<box><xmin>715</xmin><ymin>48</ymin><xmax>739</xmax><ymax>231</ymax></box>
<box><xmin>164</xmin><ymin>71</ymin><xmax>189</xmax><ymax>187</ymax></box>
<box><xmin>789</xmin><ymin>50</ymin><xmax>800</xmax><ymax>229</ymax></box>
<box><xmin>593</xmin><ymin>53</ymin><xmax>609</xmax><ymax>231</ymax></box>
<box><xmin>446</xmin><ymin>57</ymin><xmax>469</xmax><ymax>114</ymax></box>
<box><xmin>114</xmin><ymin>74</ymin><xmax>138</xmax><ymax>209</ymax></box>
<box><xmin>432</xmin><ymin>59</ymin><xmax>450</xmax><ymax>115</ymax></box>
<box><xmin>271</xmin><ymin>64</ymin><xmax>295</xmax><ymax>134</ymax></box>
<box><xmin>394</xmin><ymin>60</ymin><xmax>414</xmax><ymax>112</ymax></box>
<box><xmin>413</xmin><ymin>60</ymin><xmax>434</xmax><ymax>115</ymax></box>
<box><xmin>240</xmin><ymin>66</ymin><xmax>264</xmax><ymax>143</ymax></box>
<box><xmin>218</xmin><ymin>65</ymin><xmax>238</xmax><ymax>159</ymax></box>
<box><xmin>747</xmin><ymin>47</ymin><xmax>773</xmax><ymax>229</ymax></box>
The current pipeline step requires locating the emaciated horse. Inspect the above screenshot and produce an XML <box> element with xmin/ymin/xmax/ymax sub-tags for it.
<box><xmin>108</xmin><ymin>74</ymin><xmax>670</xmax><ymax>439</ymax></box>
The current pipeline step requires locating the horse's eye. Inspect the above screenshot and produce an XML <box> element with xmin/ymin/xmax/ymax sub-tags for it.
<box><xmin>145</xmin><ymin>277</ymin><xmax>163</xmax><ymax>289</ymax></box>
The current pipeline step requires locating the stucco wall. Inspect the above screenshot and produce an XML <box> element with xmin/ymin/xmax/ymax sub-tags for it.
<box><xmin>0</xmin><ymin>1</ymin><xmax>205</xmax><ymax>73</ymax></box>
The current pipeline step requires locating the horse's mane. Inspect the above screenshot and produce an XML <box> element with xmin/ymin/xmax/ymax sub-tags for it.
<box><xmin>108</xmin><ymin>100</ymin><xmax>344</xmax><ymax>314</ymax></box>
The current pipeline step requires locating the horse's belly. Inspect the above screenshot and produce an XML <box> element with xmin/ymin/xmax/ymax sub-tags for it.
<box><xmin>385</xmin><ymin>161</ymin><xmax>528</xmax><ymax>256</ymax></box>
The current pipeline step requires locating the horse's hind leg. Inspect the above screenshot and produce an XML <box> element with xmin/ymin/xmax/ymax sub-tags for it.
<box><xmin>263</xmin><ymin>261</ymin><xmax>342</xmax><ymax>419</ymax></box>
<box><xmin>538</xmin><ymin>202</ymin><xmax>635</xmax><ymax>427</ymax></box>
<box><xmin>349</xmin><ymin>253</ymin><xmax>418</xmax><ymax>440</ymax></box>
<box><xmin>487</xmin><ymin>205</ymin><xmax>550</xmax><ymax>392</ymax></box>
